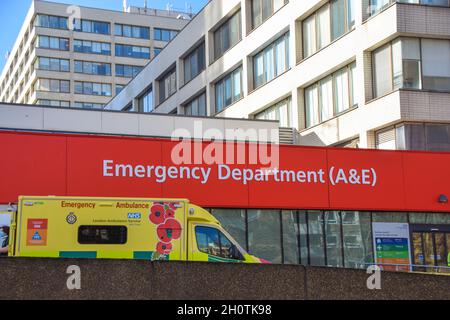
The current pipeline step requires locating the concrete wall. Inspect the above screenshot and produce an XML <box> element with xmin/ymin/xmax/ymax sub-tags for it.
<box><xmin>1</xmin><ymin>258</ymin><xmax>448</xmax><ymax>300</ymax></box>
<box><xmin>0</xmin><ymin>103</ymin><xmax>279</xmax><ymax>143</ymax></box>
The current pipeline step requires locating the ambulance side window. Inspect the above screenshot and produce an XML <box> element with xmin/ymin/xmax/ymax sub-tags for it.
<box><xmin>78</xmin><ymin>226</ymin><xmax>127</xmax><ymax>244</ymax></box>
<box><xmin>195</xmin><ymin>226</ymin><xmax>243</xmax><ymax>260</ymax></box>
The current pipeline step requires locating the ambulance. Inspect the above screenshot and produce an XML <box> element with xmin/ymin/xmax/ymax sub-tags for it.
<box><xmin>1</xmin><ymin>196</ymin><xmax>267</xmax><ymax>263</ymax></box>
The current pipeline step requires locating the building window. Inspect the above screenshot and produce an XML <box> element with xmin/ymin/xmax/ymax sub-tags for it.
<box><xmin>369</xmin><ymin>0</ymin><xmax>450</xmax><ymax>17</ymax></box>
<box><xmin>35</xmin><ymin>57</ymin><xmax>70</xmax><ymax>72</ymax></box>
<box><xmin>154</xmin><ymin>28</ymin><xmax>178</xmax><ymax>41</ymax></box>
<box><xmin>372</xmin><ymin>37</ymin><xmax>450</xmax><ymax>98</ymax></box>
<box><xmin>36</xmin><ymin>100</ymin><xmax>70</xmax><ymax>107</ymax></box>
<box><xmin>154</xmin><ymin>48</ymin><xmax>162</xmax><ymax>57</ymax></box>
<box><xmin>115</xmin><ymin>44</ymin><xmax>150</xmax><ymax>59</ymax></box>
<box><xmin>35</xmin><ymin>14</ymin><xmax>68</xmax><ymax>30</ymax></box>
<box><xmin>115</xmin><ymin>64</ymin><xmax>142</xmax><ymax>78</ymax></box>
<box><xmin>74</xmin><ymin>61</ymin><xmax>111</xmax><ymax>76</ymax></box>
<box><xmin>421</xmin><ymin>39</ymin><xmax>450</xmax><ymax>91</ymax></box>
<box><xmin>115</xmin><ymin>24</ymin><xmax>150</xmax><ymax>39</ymax></box>
<box><xmin>302</xmin><ymin>0</ymin><xmax>354</xmax><ymax>59</ymax></box>
<box><xmin>74</xmin><ymin>81</ymin><xmax>112</xmax><ymax>96</ymax></box>
<box><xmin>253</xmin><ymin>33</ymin><xmax>290</xmax><ymax>89</ymax></box>
<box><xmin>184</xmin><ymin>92</ymin><xmax>207</xmax><ymax>116</ymax></box>
<box><xmin>36</xmin><ymin>36</ymin><xmax>69</xmax><ymax>51</ymax></box>
<box><xmin>375</xmin><ymin>127</ymin><xmax>397</xmax><ymax>150</ymax></box>
<box><xmin>251</xmin><ymin>0</ymin><xmax>288</xmax><ymax>30</ymax></box>
<box><xmin>158</xmin><ymin>68</ymin><xmax>177</xmax><ymax>104</ymax></box>
<box><xmin>74</xmin><ymin>40</ymin><xmax>111</xmax><ymax>55</ymax></box>
<box><xmin>183</xmin><ymin>42</ymin><xmax>206</xmax><ymax>84</ymax></box>
<box><xmin>211</xmin><ymin>209</ymin><xmax>247</xmax><ymax>251</ymax></box>
<box><xmin>255</xmin><ymin>97</ymin><xmax>291</xmax><ymax>127</ymax></box>
<box><xmin>214</xmin><ymin>10</ymin><xmax>242</xmax><ymax>60</ymax></box>
<box><xmin>396</xmin><ymin>122</ymin><xmax>450</xmax><ymax>152</ymax></box>
<box><xmin>34</xmin><ymin>79</ymin><xmax>70</xmax><ymax>93</ymax></box>
<box><xmin>248</xmin><ymin>210</ymin><xmax>283</xmax><ymax>264</ymax></box>
<box><xmin>116</xmin><ymin>85</ymin><xmax>125</xmax><ymax>95</ymax></box>
<box><xmin>215</xmin><ymin>66</ymin><xmax>242</xmax><ymax>113</ymax></box>
<box><xmin>305</xmin><ymin>62</ymin><xmax>356</xmax><ymax>128</ymax></box>
<box><xmin>74</xmin><ymin>102</ymin><xmax>104</xmax><ymax>109</ymax></box>
<box><xmin>138</xmin><ymin>87</ymin><xmax>153</xmax><ymax>113</ymax></box>
<box><xmin>74</xmin><ymin>19</ymin><xmax>110</xmax><ymax>35</ymax></box>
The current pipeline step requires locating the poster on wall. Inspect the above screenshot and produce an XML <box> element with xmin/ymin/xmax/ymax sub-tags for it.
<box><xmin>0</xmin><ymin>212</ymin><xmax>11</xmax><ymax>257</ymax></box>
<box><xmin>372</xmin><ymin>222</ymin><xmax>412</xmax><ymax>272</ymax></box>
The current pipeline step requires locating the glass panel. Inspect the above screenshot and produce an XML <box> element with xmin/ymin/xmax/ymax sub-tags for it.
<box><xmin>373</xmin><ymin>44</ymin><xmax>393</xmax><ymax>97</ymax></box>
<box><xmin>305</xmin><ymin>85</ymin><xmax>319</xmax><ymax>128</ymax></box>
<box><xmin>317</xmin><ymin>5</ymin><xmax>331</xmax><ymax>50</ymax></box>
<box><xmin>325</xmin><ymin>211</ymin><xmax>343</xmax><ymax>267</ymax></box>
<box><xmin>282</xmin><ymin>211</ymin><xmax>299</xmax><ymax>264</ymax></box>
<box><xmin>409</xmin><ymin>212</ymin><xmax>450</xmax><ymax>224</ymax></box>
<box><xmin>252</xmin><ymin>0</ymin><xmax>262</xmax><ymax>28</ymax></box>
<box><xmin>264</xmin><ymin>46</ymin><xmax>275</xmax><ymax>82</ymax></box>
<box><xmin>248</xmin><ymin>210</ymin><xmax>282</xmax><ymax>264</ymax></box>
<box><xmin>254</xmin><ymin>52</ymin><xmax>265</xmax><ymax>88</ymax></box>
<box><xmin>275</xmin><ymin>36</ymin><xmax>287</xmax><ymax>76</ymax></box>
<box><xmin>422</xmin><ymin>39</ymin><xmax>450</xmax><ymax>91</ymax></box>
<box><xmin>298</xmin><ymin>211</ymin><xmax>309</xmax><ymax>265</ymax></box>
<box><xmin>195</xmin><ymin>226</ymin><xmax>221</xmax><ymax>256</ymax></box>
<box><xmin>302</xmin><ymin>15</ymin><xmax>316</xmax><ymax>58</ymax></box>
<box><xmin>342</xmin><ymin>211</ymin><xmax>373</xmax><ymax>269</ymax></box>
<box><xmin>423</xmin><ymin>233</ymin><xmax>435</xmax><ymax>272</ymax></box>
<box><xmin>435</xmin><ymin>233</ymin><xmax>447</xmax><ymax>273</ymax></box>
<box><xmin>319</xmin><ymin>76</ymin><xmax>333</xmax><ymax>122</ymax></box>
<box><xmin>372</xmin><ymin>212</ymin><xmax>408</xmax><ymax>222</ymax></box>
<box><xmin>412</xmin><ymin>233</ymin><xmax>426</xmax><ymax>272</ymax></box>
<box><xmin>308</xmin><ymin>211</ymin><xmax>325</xmax><ymax>266</ymax></box>
<box><xmin>211</xmin><ymin>209</ymin><xmax>246</xmax><ymax>251</ymax></box>
<box><xmin>232</xmin><ymin>68</ymin><xmax>242</xmax><ymax>102</ymax></box>
<box><xmin>334</xmin><ymin>67</ymin><xmax>350</xmax><ymax>113</ymax></box>
<box><xmin>349</xmin><ymin>62</ymin><xmax>357</xmax><ymax>106</ymax></box>
<box><xmin>331</xmin><ymin>0</ymin><xmax>346</xmax><ymax>40</ymax></box>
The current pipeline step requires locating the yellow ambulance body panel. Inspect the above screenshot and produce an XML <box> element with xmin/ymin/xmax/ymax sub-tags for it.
<box><xmin>12</xmin><ymin>196</ymin><xmax>265</xmax><ymax>264</ymax></box>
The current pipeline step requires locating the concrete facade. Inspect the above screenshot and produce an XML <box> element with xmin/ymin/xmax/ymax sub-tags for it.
<box><xmin>105</xmin><ymin>0</ymin><xmax>450</xmax><ymax>151</ymax></box>
<box><xmin>0</xmin><ymin>0</ymin><xmax>190</xmax><ymax>109</ymax></box>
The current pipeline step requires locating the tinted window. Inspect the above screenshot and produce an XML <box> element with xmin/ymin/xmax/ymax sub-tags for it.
<box><xmin>78</xmin><ymin>226</ymin><xmax>127</xmax><ymax>244</ymax></box>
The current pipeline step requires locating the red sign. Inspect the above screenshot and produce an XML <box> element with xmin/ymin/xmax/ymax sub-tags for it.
<box><xmin>0</xmin><ymin>130</ymin><xmax>449</xmax><ymax>213</ymax></box>
<box><xmin>27</xmin><ymin>219</ymin><xmax>48</xmax><ymax>246</ymax></box>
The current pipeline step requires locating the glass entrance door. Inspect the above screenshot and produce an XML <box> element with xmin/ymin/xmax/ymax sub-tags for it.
<box><xmin>410</xmin><ymin>225</ymin><xmax>450</xmax><ymax>274</ymax></box>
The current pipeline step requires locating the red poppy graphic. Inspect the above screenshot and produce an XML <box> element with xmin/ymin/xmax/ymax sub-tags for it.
<box><xmin>157</xmin><ymin>218</ymin><xmax>182</xmax><ymax>243</ymax></box>
<box><xmin>156</xmin><ymin>242</ymin><xmax>173</xmax><ymax>255</ymax></box>
<box><xmin>149</xmin><ymin>203</ymin><xmax>165</xmax><ymax>225</ymax></box>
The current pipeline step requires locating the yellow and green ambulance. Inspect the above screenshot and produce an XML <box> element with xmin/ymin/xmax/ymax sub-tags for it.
<box><xmin>4</xmin><ymin>196</ymin><xmax>267</xmax><ymax>264</ymax></box>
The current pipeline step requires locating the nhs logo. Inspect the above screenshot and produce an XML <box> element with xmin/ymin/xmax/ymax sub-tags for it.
<box><xmin>128</xmin><ymin>213</ymin><xmax>141</xmax><ymax>219</ymax></box>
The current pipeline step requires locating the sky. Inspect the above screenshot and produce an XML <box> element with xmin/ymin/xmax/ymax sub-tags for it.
<box><xmin>0</xmin><ymin>0</ymin><xmax>209</xmax><ymax>72</ymax></box>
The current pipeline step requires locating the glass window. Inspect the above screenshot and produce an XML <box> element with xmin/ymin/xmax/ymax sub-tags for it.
<box><xmin>372</xmin><ymin>212</ymin><xmax>408</xmax><ymax>222</ymax></box>
<box><xmin>138</xmin><ymin>87</ymin><xmax>153</xmax><ymax>113</ymax></box>
<box><xmin>409</xmin><ymin>212</ymin><xmax>450</xmax><ymax>224</ymax></box>
<box><xmin>211</xmin><ymin>209</ymin><xmax>246</xmax><ymax>250</ymax></box>
<box><xmin>373</xmin><ymin>44</ymin><xmax>393</xmax><ymax>97</ymax></box>
<box><xmin>325</xmin><ymin>211</ymin><xmax>343</xmax><ymax>267</ymax></box>
<box><xmin>195</xmin><ymin>226</ymin><xmax>242</xmax><ymax>260</ymax></box>
<box><xmin>319</xmin><ymin>76</ymin><xmax>334</xmax><ymax>122</ymax></box>
<box><xmin>342</xmin><ymin>211</ymin><xmax>373</xmax><ymax>269</ymax></box>
<box><xmin>334</xmin><ymin>67</ymin><xmax>350</xmax><ymax>114</ymax></box>
<box><xmin>158</xmin><ymin>68</ymin><xmax>177</xmax><ymax>103</ymax></box>
<box><xmin>307</xmin><ymin>211</ymin><xmax>325</xmax><ymax>266</ymax></box>
<box><xmin>215</xmin><ymin>66</ymin><xmax>242</xmax><ymax>113</ymax></box>
<box><xmin>317</xmin><ymin>5</ymin><xmax>331</xmax><ymax>50</ymax></box>
<box><xmin>331</xmin><ymin>0</ymin><xmax>346</xmax><ymax>40</ymax></box>
<box><xmin>370</xmin><ymin>0</ymin><xmax>390</xmax><ymax>16</ymax></box>
<box><xmin>154</xmin><ymin>28</ymin><xmax>177</xmax><ymax>41</ymax></box>
<box><xmin>251</xmin><ymin>0</ymin><xmax>287</xmax><ymax>29</ymax></box>
<box><xmin>255</xmin><ymin>97</ymin><xmax>291</xmax><ymax>127</ymax></box>
<box><xmin>184</xmin><ymin>42</ymin><xmax>205</xmax><ymax>84</ymax></box>
<box><xmin>305</xmin><ymin>85</ymin><xmax>319</xmax><ymax>128</ymax></box>
<box><xmin>214</xmin><ymin>11</ymin><xmax>241</xmax><ymax>59</ymax></box>
<box><xmin>282</xmin><ymin>211</ymin><xmax>300</xmax><ymax>264</ymax></box>
<box><xmin>248</xmin><ymin>210</ymin><xmax>282</xmax><ymax>264</ymax></box>
<box><xmin>298</xmin><ymin>211</ymin><xmax>309</xmax><ymax>265</ymax></box>
<box><xmin>78</xmin><ymin>226</ymin><xmax>127</xmax><ymax>244</ymax></box>
<box><xmin>422</xmin><ymin>39</ymin><xmax>450</xmax><ymax>91</ymax></box>
<box><xmin>184</xmin><ymin>93</ymin><xmax>207</xmax><ymax>117</ymax></box>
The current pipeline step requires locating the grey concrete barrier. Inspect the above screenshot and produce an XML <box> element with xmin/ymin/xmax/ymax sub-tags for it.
<box><xmin>0</xmin><ymin>258</ymin><xmax>448</xmax><ymax>300</ymax></box>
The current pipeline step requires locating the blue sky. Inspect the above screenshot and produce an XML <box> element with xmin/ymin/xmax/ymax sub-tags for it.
<box><xmin>0</xmin><ymin>0</ymin><xmax>209</xmax><ymax>72</ymax></box>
